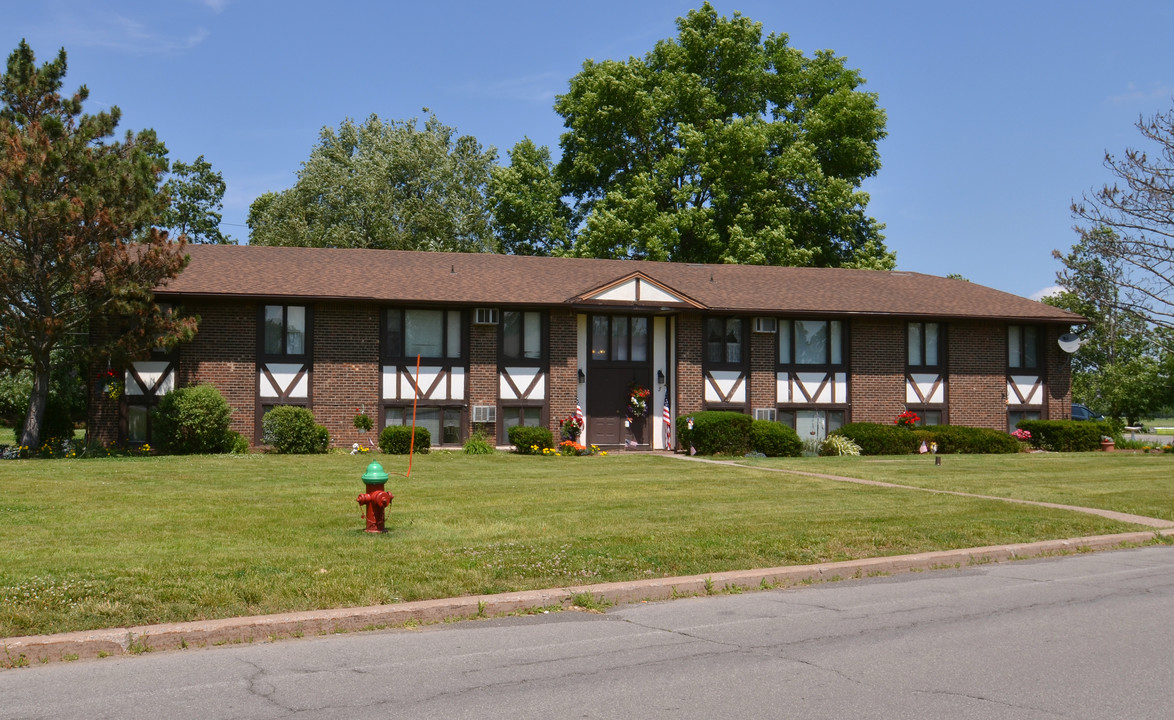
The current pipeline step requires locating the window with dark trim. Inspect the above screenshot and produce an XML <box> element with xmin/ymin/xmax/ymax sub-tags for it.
<box><xmin>589</xmin><ymin>314</ymin><xmax>648</xmax><ymax>364</ymax></box>
<box><xmin>261</xmin><ymin>304</ymin><xmax>310</xmax><ymax>358</ymax></box>
<box><xmin>502</xmin><ymin>310</ymin><xmax>545</xmax><ymax>363</ymax></box>
<box><xmin>384</xmin><ymin>308</ymin><xmax>463</xmax><ymax>361</ymax></box>
<box><xmin>778</xmin><ymin>319</ymin><xmax>845</xmax><ymax>366</ymax></box>
<box><xmin>907</xmin><ymin>322</ymin><xmax>943</xmax><ymax>369</ymax></box>
<box><xmin>704</xmin><ymin>317</ymin><xmax>744</xmax><ymax>367</ymax></box>
<box><xmin>1008</xmin><ymin>409</ymin><xmax>1040</xmax><ymax>432</ymax></box>
<box><xmin>385</xmin><ymin>405</ymin><xmax>462</xmax><ymax>446</ymax></box>
<box><xmin>1007</xmin><ymin>325</ymin><xmax>1040</xmax><ymax>369</ymax></box>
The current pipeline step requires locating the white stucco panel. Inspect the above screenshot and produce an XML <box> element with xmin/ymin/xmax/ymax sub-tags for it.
<box><xmin>401</xmin><ymin>366</ymin><xmax>444</xmax><ymax>400</ymax></box>
<box><xmin>638</xmin><ymin>280</ymin><xmax>682</xmax><ymax>303</ymax></box>
<box><xmin>776</xmin><ymin>372</ymin><xmax>791</xmax><ymax>402</ymax></box>
<box><xmin>906</xmin><ymin>373</ymin><xmax>944</xmax><ymax>404</ymax></box>
<box><xmin>501</xmin><ymin>367</ymin><xmax>545</xmax><ymax>400</ymax></box>
<box><xmin>705</xmin><ymin>370</ymin><xmax>745</xmax><ymax>403</ymax></box>
<box><xmin>449</xmin><ymin>367</ymin><xmax>465</xmax><ymax>401</ymax></box>
<box><xmin>1008</xmin><ymin>375</ymin><xmax>1043</xmax><ymax>405</ymax></box>
<box><xmin>260</xmin><ymin>363</ymin><xmax>307</xmax><ymax>398</ymax></box>
<box><xmin>593</xmin><ymin>279</ymin><xmax>639</xmax><ymax>302</ymax></box>
<box><xmin>125</xmin><ymin>361</ymin><xmax>173</xmax><ymax>396</ymax></box>
<box><xmin>382</xmin><ymin>366</ymin><xmax>398</xmax><ymax>400</ymax></box>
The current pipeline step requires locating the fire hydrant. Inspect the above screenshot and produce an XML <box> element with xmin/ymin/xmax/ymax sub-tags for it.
<box><xmin>356</xmin><ymin>461</ymin><xmax>393</xmax><ymax>533</ymax></box>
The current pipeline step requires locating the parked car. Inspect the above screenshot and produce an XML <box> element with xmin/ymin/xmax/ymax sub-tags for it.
<box><xmin>1071</xmin><ymin>403</ymin><xmax>1104</xmax><ymax>421</ymax></box>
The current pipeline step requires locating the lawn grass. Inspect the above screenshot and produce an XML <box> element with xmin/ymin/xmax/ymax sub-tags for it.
<box><xmin>743</xmin><ymin>452</ymin><xmax>1174</xmax><ymax>521</ymax></box>
<box><xmin>0</xmin><ymin>451</ymin><xmax>1145</xmax><ymax>638</ymax></box>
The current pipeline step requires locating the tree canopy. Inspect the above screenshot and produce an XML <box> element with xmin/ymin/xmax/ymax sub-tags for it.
<box><xmin>544</xmin><ymin>2</ymin><xmax>892</xmax><ymax>268</ymax></box>
<box><xmin>1048</xmin><ymin>229</ymin><xmax>1170</xmax><ymax>423</ymax></box>
<box><xmin>0</xmin><ymin>41</ymin><xmax>196</xmax><ymax>447</ymax></box>
<box><xmin>488</xmin><ymin>137</ymin><xmax>571</xmax><ymax>256</ymax></box>
<box><xmin>160</xmin><ymin>154</ymin><xmax>231</xmax><ymax>244</ymax></box>
<box><xmin>1072</xmin><ymin>103</ymin><xmax>1174</xmax><ymax>349</ymax></box>
<box><xmin>248</xmin><ymin>113</ymin><xmax>498</xmax><ymax>252</ymax></box>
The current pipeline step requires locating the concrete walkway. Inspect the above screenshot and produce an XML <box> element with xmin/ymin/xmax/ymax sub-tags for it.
<box><xmin>672</xmin><ymin>454</ymin><xmax>1174</xmax><ymax>529</ymax></box>
<box><xmin>5</xmin><ymin>456</ymin><xmax>1172</xmax><ymax>668</ymax></box>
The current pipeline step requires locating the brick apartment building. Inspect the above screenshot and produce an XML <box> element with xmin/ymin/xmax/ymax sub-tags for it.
<box><xmin>88</xmin><ymin>245</ymin><xmax>1083</xmax><ymax>450</ymax></box>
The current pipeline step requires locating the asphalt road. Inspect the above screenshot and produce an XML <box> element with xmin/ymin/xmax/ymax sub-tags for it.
<box><xmin>3</xmin><ymin>546</ymin><xmax>1172</xmax><ymax>719</ymax></box>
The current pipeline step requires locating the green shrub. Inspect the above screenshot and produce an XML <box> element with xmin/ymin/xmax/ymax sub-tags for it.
<box><xmin>910</xmin><ymin>425</ymin><xmax>1021</xmax><ymax>454</ymax></box>
<box><xmin>750</xmin><ymin>420</ymin><xmax>803</xmax><ymax>457</ymax></box>
<box><xmin>1016</xmin><ymin>419</ymin><xmax>1112</xmax><ymax>452</ymax></box>
<box><xmin>227</xmin><ymin>431</ymin><xmax>250</xmax><ymax>454</ymax></box>
<box><xmin>820</xmin><ymin>434</ymin><xmax>862</xmax><ymax>456</ymax></box>
<box><xmin>262</xmin><ymin>406</ymin><xmax>329</xmax><ymax>454</ymax></box>
<box><xmin>153</xmin><ymin>385</ymin><xmax>236</xmax><ymax>454</ymax></box>
<box><xmin>832</xmin><ymin>422</ymin><xmax>919</xmax><ymax>455</ymax></box>
<box><xmin>462</xmin><ymin>429</ymin><xmax>495</xmax><ymax>455</ymax></box>
<box><xmin>507</xmin><ymin>425</ymin><xmax>554</xmax><ymax>455</ymax></box>
<box><xmin>379</xmin><ymin>425</ymin><xmax>431</xmax><ymax>454</ymax></box>
<box><xmin>676</xmin><ymin>411</ymin><xmax>753</xmax><ymax>455</ymax></box>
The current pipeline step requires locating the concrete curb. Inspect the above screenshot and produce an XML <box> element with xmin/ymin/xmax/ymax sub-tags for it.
<box><xmin>6</xmin><ymin>528</ymin><xmax>1172</xmax><ymax>666</ymax></box>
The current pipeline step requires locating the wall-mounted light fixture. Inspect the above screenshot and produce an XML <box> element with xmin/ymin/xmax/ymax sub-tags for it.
<box><xmin>578</xmin><ymin>369</ymin><xmax>586</xmax><ymax>383</ymax></box>
<box><xmin>656</xmin><ymin>369</ymin><xmax>665</xmax><ymax>385</ymax></box>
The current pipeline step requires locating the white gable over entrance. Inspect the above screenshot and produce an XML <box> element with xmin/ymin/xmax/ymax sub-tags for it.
<box><xmin>577</xmin><ymin>273</ymin><xmax>701</xmax><ymax>307</ymax></box>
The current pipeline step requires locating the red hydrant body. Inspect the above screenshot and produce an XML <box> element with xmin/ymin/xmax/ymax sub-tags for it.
<box><xmin>357</xmin><ymin>461</ymin><xmax>393</xmax><ymax>533</ymax></box>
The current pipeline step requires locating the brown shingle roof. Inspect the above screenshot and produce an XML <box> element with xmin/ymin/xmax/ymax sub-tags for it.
<box><xmin>157</xmin><ymin>245</ymin><xmax>1082</xmax><ymax>323</ymax></box>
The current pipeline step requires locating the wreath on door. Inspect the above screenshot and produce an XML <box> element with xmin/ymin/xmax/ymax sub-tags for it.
<box><xmin>628</xmin><ymin>383</ymin><xmax>650</xmax><ymax>418</ymax></box>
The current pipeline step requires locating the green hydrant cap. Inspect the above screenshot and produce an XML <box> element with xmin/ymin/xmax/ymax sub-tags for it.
<box><xmin>362</xmin><ymin>461</ymin><xmax>389</xmax><ymax>483</ymax></box>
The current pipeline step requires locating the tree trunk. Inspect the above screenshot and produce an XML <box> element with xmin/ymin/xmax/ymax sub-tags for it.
<box><xmin>20</xmin><ymin>353</ymin><xmax>51</xmax><ymax>449</ymax></box>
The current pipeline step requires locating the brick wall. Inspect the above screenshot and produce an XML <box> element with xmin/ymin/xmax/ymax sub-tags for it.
<box><xmin>468</xmin><ymin>323</ymin><xmax>497</xmax><ymax>441</ymax></box>
<box><xmin>848</xmin><ymin>318</ymin><xmax>905</xmax><ymax>423</ymax></box>
<box><xmin>749</xmin><ymin>326</ymin><xmax>776</xmax><ymax>411</ymax></box>
<box><xmin>177</xmin><ymin>301</ymin><xmax>257</xmax><ymax>440</ymax></box>
<box><xmin>86</xmin><ymin>317</ymin><xmax>121</xmax><ymax>446</ymax></box>
<box><xmin>311</xmin><ymin>302</ymin><xmax>380</xmax><ymax>448</ymax></box>
<box><xmin>1044</xmin><ymin>325</ymin><xmax>1072</xmax><ymax>419</ymax></box>
<box><xmin>548</xmin><ymin>310</ymin><xmax>578</xmax><ymax>436</ymax></box>
<box><xmin>947</xmin><ymin>321</ymin><xmax>1006</xmax><ymax>430</ymax></box>
<box><xmin>676</xmin><ymin>313</ymin><xmax>704</xmax><ymax>416</ymax></box>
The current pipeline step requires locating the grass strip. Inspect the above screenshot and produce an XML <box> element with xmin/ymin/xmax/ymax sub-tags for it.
<box><xmin>744</xmin><ymin>452</ymin><xmax>1174</xmax><ymax>521</ymax></box>
<box><xmin>0</xmin><ymin>452</ymin><xmax>1144</xmax><ymax>637</ymax></box>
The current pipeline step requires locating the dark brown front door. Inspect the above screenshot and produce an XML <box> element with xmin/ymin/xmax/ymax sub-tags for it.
<box><xmin>587</xmin><ymin>315</ymin><xmax>652</xmax><ymax>446</ymax></box>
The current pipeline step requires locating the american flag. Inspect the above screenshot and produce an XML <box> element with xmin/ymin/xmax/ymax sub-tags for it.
<box><xmin>575</xmin><ymin>398</ymin><xmax>584</xmax><ymax>426</ymax></box>
<box><xmin>662</xmin><ymin>388</ymin><xmax>672</xmax><ymax>448</ymax></box>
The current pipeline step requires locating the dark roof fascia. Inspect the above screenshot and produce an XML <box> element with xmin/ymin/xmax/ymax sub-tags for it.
<box><xmin>157</xmin><ymin>291</ymin><xmax>1087</xmax><ymax>324</ymax></box>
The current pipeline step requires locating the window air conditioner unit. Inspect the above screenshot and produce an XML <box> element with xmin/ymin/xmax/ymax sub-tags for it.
<box><xmin>754</xmin><ymin>317</ymin><xmax>777</xmax><ymax>333</ymax></box>
<box><xmin>754</xmin><ymin>408</ymin><xmax>777</xmax><ymax>422</ymax></box>
<box><xmin>474</xmin><ymin>308</ymin><xmax>499</xmax><ymax>325</ymax></box>
<box><xmin>472</xmin><ymin>405</ymin><xmax>497</xmax><ymax>423</ymax></box>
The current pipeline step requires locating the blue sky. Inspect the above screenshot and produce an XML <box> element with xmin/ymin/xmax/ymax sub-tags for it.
<box><xmin>5</xmin><ymin>1</ymin><xmax>1173</xmax><ymax>300</ymax></box>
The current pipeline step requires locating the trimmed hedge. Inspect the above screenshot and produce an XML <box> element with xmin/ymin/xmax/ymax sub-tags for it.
<box><xmin>153</xmin><ymin>385</ymin><xmax>240</xmax><ymax>454</ymax></box>
<box><xmin>379</xmin><ymin>425</ymin><xmax>431</xmax><ymax>454</ymax></box>
<box><xmin>912</xmin><ymin>426</ymin><xmax>1021</xmax><ymax>454</ymax></box>
<box><xmin>832</xmin><ymin>423</ymin><xmax>919</xmax><ymax>455</ymax></box>
<box><xmin>750</xmin><ymin>419</ymin><xmax>803</xmax><ymax>457</ymax></box>
<box><xmin>262</xmin><ymin>406</ymin><xmax>329</xmax><ymax>454</ymax></box>
<box><xmin>1016</xmin><ymin>419</ymin><xmax>1113</xmax><ymax>452</ymax></box>
<box><xmin>676</xmin><ymin>411</ymin><xmax>753</xmax><ymax>455</ymax></box>
<box><xmin>507</xmin><ymin>425</ymin><xmax>554</xmax><ymax>455</ymax></box>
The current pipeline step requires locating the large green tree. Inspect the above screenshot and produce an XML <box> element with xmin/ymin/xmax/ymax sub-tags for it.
<box><xmin>488</xmin><ymin>137</ymin><xmax>571</xmax><ymax>256</ymax></box>
<box><xmin>551</xmin><ymin>3</ymin><xmax>892</xmax><ymax>267</ymax></box>
<box><xmin>160</xmin><ymin>154</ymin><xmax>231</xmax><ymax>244</ymax></box>
<box><xmin>1048</xmin><ymin>228</ymin><xmax>1170</xmax><ymax>423</ymax></box>
<box><xmin>0</xmin><ymin>41</ymin><xmax>196</xmax><ymax>447</ymax></box>
<box><xmin>1072</xmin><ymin>104</ymin><xmax>1174</xmax><ymax>349</ymax></box>
<box><xmin>248</xmin><ymin>113</ymin><xmax>498</xmax><ymax>252</ymax></box>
